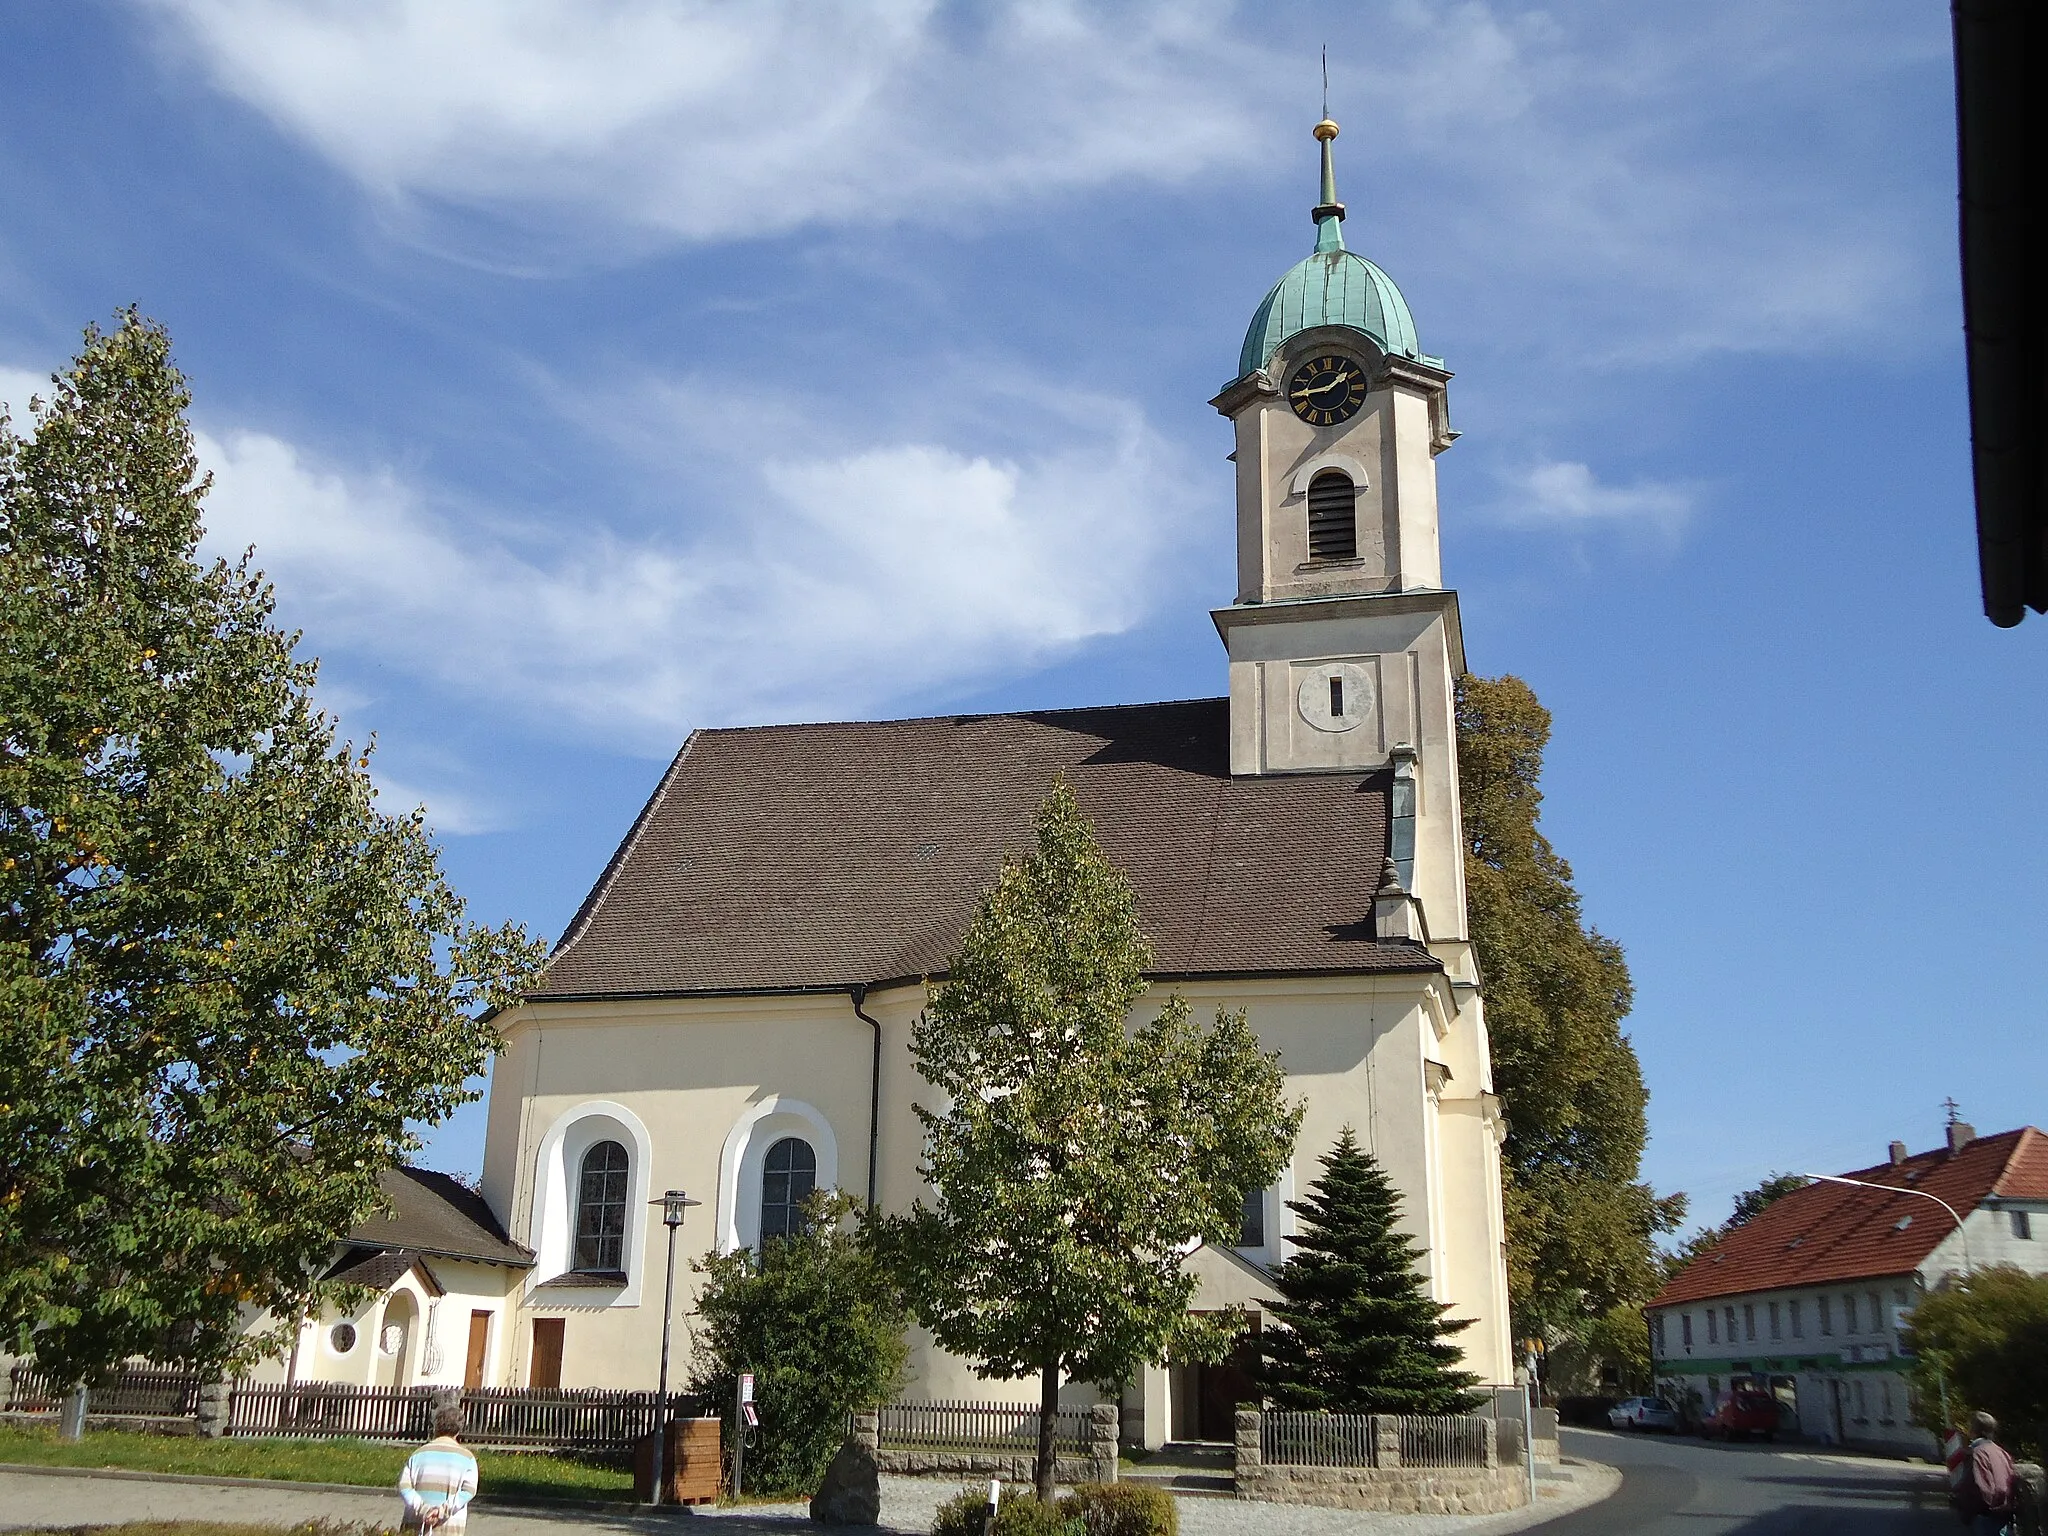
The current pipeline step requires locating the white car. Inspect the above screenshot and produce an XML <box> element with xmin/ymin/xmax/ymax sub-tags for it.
<box><xmin>1607</xmin><ymin>1396</ymin><xmax>1681</xmax><ymax>1433</ymax></box>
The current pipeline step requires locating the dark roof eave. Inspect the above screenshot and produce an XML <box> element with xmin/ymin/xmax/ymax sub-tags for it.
<box><xmin>521</xmin><ymin>955</ymin><xmax>1444</xmax><ymax>1010</ymax></box>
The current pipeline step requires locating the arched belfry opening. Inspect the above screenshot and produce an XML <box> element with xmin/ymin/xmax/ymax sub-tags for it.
<box><xmin>1306</xmin><ymin>469</ymin><xmax>1358</xmax><ymax>561</ymax></box>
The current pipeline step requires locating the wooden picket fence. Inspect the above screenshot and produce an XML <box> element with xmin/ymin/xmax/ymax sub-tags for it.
<box><xmin>5</xmin><ymin>1364</ymin><xmax>201</xmax><ymax>1418</ymax></box>
<box><xmin>7</xmin><ymin>1363</ymin><xmax>702</xmax><ymax>1452</ymax></box>
<box><xmin>877</xmin><ymin>1398</ymin><xmax>1091</xmax><ymax>1455</ymax></box>
<box><xmin>231</xmin><ymin>1381</ymin><xmax>704</xmax><ymax>1448</ymax></box>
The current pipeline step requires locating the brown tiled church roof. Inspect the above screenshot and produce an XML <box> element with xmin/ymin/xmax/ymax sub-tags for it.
<box><xmin>1650</xmin><ymin>1127</ymin><xmax>2048</xmax><ymax>1307</ymax></box>
<box><xmin>531</xmin><ymin>698</ymin><xmax>1437</xmax><ymax>1001</ymax></box>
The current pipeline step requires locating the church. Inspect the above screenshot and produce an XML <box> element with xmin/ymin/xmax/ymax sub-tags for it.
<box><xmin>284</xmin><ymin>118</ymin><xmax>1515</xmax><ymax>1446</ymax></box>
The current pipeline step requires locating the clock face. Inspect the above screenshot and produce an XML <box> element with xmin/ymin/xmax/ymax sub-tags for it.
<box><xmin>1287</xmin><ymin>354</ymin><xmax>1368</xmax><ymax>426</ymax></box>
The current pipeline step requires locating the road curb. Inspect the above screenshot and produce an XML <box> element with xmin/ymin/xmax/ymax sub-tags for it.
<box><xmin>0</xmin><ymin>1460</ymin><xmax>680</xmax><ymax>1521</ymax></box>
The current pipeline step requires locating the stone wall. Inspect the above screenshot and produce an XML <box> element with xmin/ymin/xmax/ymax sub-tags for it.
<box><xmin>858</xmin><ymin>1405</ymin><xmax>1119</xmax><ymax>1487</ymax></box>
<box><xmin>2015</xmin><ymin>1463</ymin><xmax>2044</xmax><ymax>1536</ymax></box>
<box><xmin>1233</xmin><ymin>1409</ymin><xmax>1528</xmax><ymax>1515</ymax></box>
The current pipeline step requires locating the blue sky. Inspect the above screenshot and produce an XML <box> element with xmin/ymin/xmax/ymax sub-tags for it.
<box><xmin>4</xmin><ymin>1</ymin><xmax>2038</xmax><ymax>1241</ymax></box>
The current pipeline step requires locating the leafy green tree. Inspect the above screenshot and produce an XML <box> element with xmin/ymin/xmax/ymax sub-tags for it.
<box><xmin>0</xmin><ymin>314</ymin><xmax>546</xmax><ymax>1397</ymax></box>
<box><xmin>1727</xmin><ymin>1173</ymin><xmax>1809</xmax><ymax>1228</ymax></box>
<box><xmin>689</xmin><ymin>1192</ymin><xmax>910</xmax><ymax>1494</ymax></box>
<box><xmin>875</xmin><ymin>780</ymin><xmax>1301</xmax><ymax>1498</ymax></box>
<box><xmin>1255</xmin><ymin>1130</ymin><xmax>1480</xmax><ymax>1414</ymax></box>
<box><xmin>1904</xmin><ymin>1266</ymin><xmax>2048</xmax><ymax>1457</ymax></box>
<box><xmin>1456</xmin><ymin>673</ymin><xmax>1683</xmax><ymax>1341</ymax></box>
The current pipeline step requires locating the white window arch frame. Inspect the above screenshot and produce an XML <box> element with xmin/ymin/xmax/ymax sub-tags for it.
<box><xmin>526</xmin><ymin>1100</ymin><xmax>654</xmax><ymax>1306</ymax></box>
<box><xmin>1289</xmin><ymin>451</ymin><xmax>1371</xmax><ymax>498</ymax></box>
<box><xmin>717</xmin><ymin>1096</ymin><xmax>839</xmax><ymax>1254</ymax></box>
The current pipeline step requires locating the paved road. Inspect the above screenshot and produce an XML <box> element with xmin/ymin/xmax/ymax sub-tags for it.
<box><xmin>1540</xmin><ymin>1427</ymin><xmax>1952</xmax><ymax>1534</ymax></box>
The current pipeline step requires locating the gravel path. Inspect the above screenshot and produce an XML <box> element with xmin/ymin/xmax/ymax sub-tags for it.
<box><xmin>0</xmin><ymin>1462</ymin><xmax>1616</xmax><ymax>1535</ymax></box>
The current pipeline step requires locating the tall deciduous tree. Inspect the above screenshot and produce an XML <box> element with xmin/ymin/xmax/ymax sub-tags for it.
<box><xmin>876</xmin><ymin>780</ymin><xmax>1300</xmax><ymax>1499</ymax></box>
<box><xmin>1456</xmin><ymin>674</ymin><xmax>1682</xmax><ymax>1339</ymax></box>
<box><xmin>0</xmin><ymin>314</ymin><xmax>546</xmax><ymax>1394</ymax></box>
<box><xmin>1255</xmin><ymin>1130</ymin><xmax>1480</xmax><ymax>1415</ymax></box>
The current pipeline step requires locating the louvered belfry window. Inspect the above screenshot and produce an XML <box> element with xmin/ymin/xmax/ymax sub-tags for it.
<box><xmin>1306</xmin><ymin>470</ymin><xmax>1357</xmax><ymax>561</ymax></box>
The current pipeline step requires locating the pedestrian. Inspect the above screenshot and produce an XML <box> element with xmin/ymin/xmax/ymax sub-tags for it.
<box><xmin>1950</xmin><ymin>1411</ymin><xmax>2016</xmax><ymax>1536</ymax></box>
<box><xmin>399</xmin><ymin>1402</ymin><xmax>480</xmax><ymax>1533</ymax></box>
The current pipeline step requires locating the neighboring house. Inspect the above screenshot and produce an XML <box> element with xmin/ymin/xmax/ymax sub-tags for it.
<box><xmin>1648</xmin><ymin>1123</ymin><xmax>2048</xmax><ymax>1454</ymax></box>
<box><xmin>249</xmin><ymin>1165</ymin><xmax>533</xmax><ymax>1393</ymax></box>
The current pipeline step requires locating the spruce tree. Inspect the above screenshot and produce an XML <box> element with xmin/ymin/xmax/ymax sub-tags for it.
<box><xmin>1256</xmin><ymin>1130</ymin><xmax>1480</xmax><ymax>1415</ymax></box>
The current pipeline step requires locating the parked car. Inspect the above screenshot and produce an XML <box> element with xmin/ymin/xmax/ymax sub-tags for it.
<box><xmin>1702</xmin><ymin>1390</ymin><xmax>1782</xmax><ymax>1442</ymax></box>
<box><xmin>1606</xmin><ymin>1396</ymin><xmax>1681</xmax><ymax>1433</ymax></box>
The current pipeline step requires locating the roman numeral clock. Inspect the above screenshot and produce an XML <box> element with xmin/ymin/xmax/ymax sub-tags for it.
<box><xmin>1287</xmin><ymin>353</ymin><xmax>1368</xmax><ymax>427</ymax></box>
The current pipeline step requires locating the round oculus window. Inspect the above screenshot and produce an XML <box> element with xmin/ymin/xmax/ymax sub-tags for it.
<box><xmin>328</xmin><ymin>1323</ymin><xmax>358</xmax><ymax>1354</ymax></box>
<box><xmin>1297</xmin><ymin>663</ymin><xmax>1374</xmax><ymax>734</ymax></box>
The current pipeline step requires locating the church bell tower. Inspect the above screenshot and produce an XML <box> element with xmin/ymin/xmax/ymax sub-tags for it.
<box><xmin>1211</xmin><ymin>117</ymin><xmax>1466</xmax><ymax>941</ymax></box>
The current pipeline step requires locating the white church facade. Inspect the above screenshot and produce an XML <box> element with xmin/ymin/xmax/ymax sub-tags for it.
<box><xmin>280</xmin><ymin>119</ymin><xmax>1517</xmax><ymax>1443</ymax></box>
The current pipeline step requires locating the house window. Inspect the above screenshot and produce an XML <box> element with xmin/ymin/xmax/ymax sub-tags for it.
<box><xmin>1790</xmin><ymin>1299</ymin><xmax>1804</xmax><ymax>1339</ymax></box>
<box><xmin>2014</xmin><ymin>1211</ymin><xmax>2033</xmax><ymax>1240</ymax></box>
<box><xmin>574</xmin><ymin>1140</ymin><xmax>630</xmax><ymax>1273</ymax></box>
<box><xmin>1818</xmin><ymin>1295</ymin><xmax>1833</xmax><ymax>1336</ymax></box>
<box><xmin>1843</xmin><ymin>1294</ymin><xmax>1858</xmax><ymax>1333</ymax></box>
<box><xmin>1237</xmin><ymin>1186</ymin><xmax>1266</xmax><ymax>1248</ymax></box>
<box><xmin>329</xmin><ymin>1323</ymin><xmax>358</xmax><ymax>1355</ymax></box>
<box><xmin>1681</xmin><ymin>1313</ymin><xmax>1694</xmax><ymax>1348</ymax></box>
<box><xmin>760</xmin><ymin>1136</ymin><xmax>817</xmax><ymax>1242</ymax></box>
<box><xmin>1854</xmin><ymin>1380</ymin><xmax>1867</xmax><ymax>1420</ymax></box>
<box><xmin>1707</xmin><ymin>1310</ymin><xmax>1718</xmax><ymax>1344</ymax></box>
<box><xmin>1768</xmin><ymin>1301</ymin><xmax>1781</xmax><ymax>1340</ymax></box>
<box><xmin>1306</xmin><ymin>471</ymin><xmax>1358</xmax><ymax>561</ymax></box>
<box><xmin>1867</xmin><ymin>1292</ymin><xmax>1882</xmax><ymax>1333</ymax></box>
<box><xmin>1740</xmin><ymin>1305</ymin><xmax>1753</xmax><ymax>1342</ymax></box>
<box><xmin>1651</xmin><ymin>1314</ymin><xmax>1666</xmax><ymax>1354</ymax></box>
<box><xmin>1880</xmin><ymin>1379</ymin><xmax>1893</xmax><ymax>1421</ymax></box>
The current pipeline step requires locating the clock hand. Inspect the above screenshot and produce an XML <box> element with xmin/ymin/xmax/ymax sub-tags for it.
<box><xmin>1291</xmin><ymin>375</ymin><xmax>1352</xmax><ymax>400</ymax></box>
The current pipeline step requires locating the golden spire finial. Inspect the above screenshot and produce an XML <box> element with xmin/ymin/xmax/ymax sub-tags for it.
<box><xmin>1314</xmin><ymin>118</ymin><xmax>1339</xmax><ymax>143</ymax></box>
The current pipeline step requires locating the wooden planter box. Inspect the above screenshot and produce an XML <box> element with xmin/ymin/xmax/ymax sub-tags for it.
<box><xmin>634</xmin><ymin>1416</ymin><xmax>722</xmax><ymax>1505</ymax></box>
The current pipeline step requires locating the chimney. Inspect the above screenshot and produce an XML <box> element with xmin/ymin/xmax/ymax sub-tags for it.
<box><xmin>1947</xmin><ymin>1122</ymin><xmax>1976</xmax><ymax>1155</ymax></box>
<box><xmin>1889</xmin><ymin>1140</ymin><xmax>1908</xmax><ymax>1166</ymax></box>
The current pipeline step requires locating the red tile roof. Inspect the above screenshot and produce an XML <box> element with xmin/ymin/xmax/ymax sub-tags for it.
<box><xmin>1650</xmin><ymin>1127</ymin><xmax>2048</xmax><ymax>1308</ymax></box>
<box><xmin>531</xmin><ymin>699</ymin><xmax>1438</xmax><ymax>1000</ymax></box>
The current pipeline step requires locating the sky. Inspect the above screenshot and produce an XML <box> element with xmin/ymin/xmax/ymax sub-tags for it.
<box><xmin>3</xmin><ymin>1</ymin><xmax>2039</xmax><ymax>1243</ymax></box>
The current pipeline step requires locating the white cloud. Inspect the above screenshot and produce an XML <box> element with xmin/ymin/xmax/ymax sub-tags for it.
<box><xmin>140</xmin><ymin>0</ymin><xmax>1258</xmax><ymax>248</ymax></box>
<box><xmin>1495</xmin><ymin>460</ymin><xmax>1694</xmax><ymax>535</ymax></box>
<box><xmin>190</xmin><ymin>396</ymin><xmax>1185</xmax><ymax>755</ymax></box>
<box><xmin>133</xmin><ymin>1</ymin><xmax>1945</xmax><ymax>365</ymax></box>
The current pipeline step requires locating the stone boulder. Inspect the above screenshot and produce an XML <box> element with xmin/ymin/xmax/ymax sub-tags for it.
<box><xmin>811</xmin><ymin>1435</ymin><xmax>882</xmax><ymax>1525</ymax></box>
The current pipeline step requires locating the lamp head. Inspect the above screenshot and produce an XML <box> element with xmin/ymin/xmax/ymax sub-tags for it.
<box><xmin>657</xmin><ymin>1189</ymin><xmax>702</xmax><ymax>1228</ymax></box>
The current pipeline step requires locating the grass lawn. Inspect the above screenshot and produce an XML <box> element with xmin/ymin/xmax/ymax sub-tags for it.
<box><xmin>0</xmin><ymin>1426</ymin><xmax>634</xmax><ymax>1505</ymax></box>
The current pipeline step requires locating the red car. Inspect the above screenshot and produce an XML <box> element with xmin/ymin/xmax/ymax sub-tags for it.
<box><xmin>1703</xmin><ymin>1390</ymin><xmax>1782</xmax><ymax>1442</ymax></box>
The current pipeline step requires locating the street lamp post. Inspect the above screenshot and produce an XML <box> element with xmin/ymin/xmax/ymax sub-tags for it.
<box><xmin>1797</xmin><ymin>1173</ymin><xmax>1974</xmax><ymax>1275</ymax></box>
<box><xmin>649</xmin><ymin>1189</ymin><xmax>701</xmax><ymax>1507</ymax></box>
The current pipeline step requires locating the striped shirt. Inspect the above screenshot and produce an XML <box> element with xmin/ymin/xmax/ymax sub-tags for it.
<box><xmin>398</xmin><ymin>1437</ymin><xmax>479</xmax><ymax>1533</ymax></box>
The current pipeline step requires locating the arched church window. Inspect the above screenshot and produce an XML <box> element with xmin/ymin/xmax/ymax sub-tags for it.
<box><xmin>574</xmin><ymin>1140</ymin><xmax>630</xmax><ymax>1273</ymax></box>
<box><xmin>1306</xmin><ymin>470</ymin><xmax>1358</xmax><ymax>561</ymax></box>
<box><xmin>760</xmin><ymin>1136</ymin><xmax>817</xmax><ymax>1243</ymax></box>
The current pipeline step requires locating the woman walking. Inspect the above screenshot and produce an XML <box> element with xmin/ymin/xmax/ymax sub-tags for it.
<box><xmin>399</xmin><ymin>1403</ymin><xmax>480</xmax><ymax>1532</ymax></box>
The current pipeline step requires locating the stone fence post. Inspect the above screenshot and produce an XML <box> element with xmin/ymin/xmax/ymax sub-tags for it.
<box><xmin>852</xmin><ymin>1409</ymin><xmax>880</xmax><ymax>1455</ymax></box>
<box><xmin>1480</xmin><ymin>1413</ymin><xmax>1499</xmax><ymax>1469</ymax></box>
<box><xmin>1089</xmin><ymin>1403</ymin><xmax>1119</xmax><ymax>1482</ymax></box>
<box><xmin>2013</xmin><ymin>1462</ymin><xmax>2044</xmax><ymax>1536</ymax></box>
<box><xmin>1233</xmin><ymin>1408</ymin><xmax>1262</xmax><ymax>1499</ymax></box>
<box><xmin>194</xmin><ymin>1377</ymin><xmax>229</xmax><ymax>1439</ymax></box>
<box><xmin>1372</xmin><ymin>1415</ymin><xmax>1401</xmax><ymax>1469</ymax></box>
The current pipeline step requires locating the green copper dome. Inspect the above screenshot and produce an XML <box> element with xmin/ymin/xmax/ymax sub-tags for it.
<box><xmin>1235</xmin><ymin>120</ymin><xmax>1425</xmax><ymax>381</ymax></box>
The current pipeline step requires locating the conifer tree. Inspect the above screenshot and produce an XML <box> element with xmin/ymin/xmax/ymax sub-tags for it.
<box><xmin>1256</xmin><ymin>1130</ymin><xmax>1480</xmax><ymax>1415</ymax></box>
